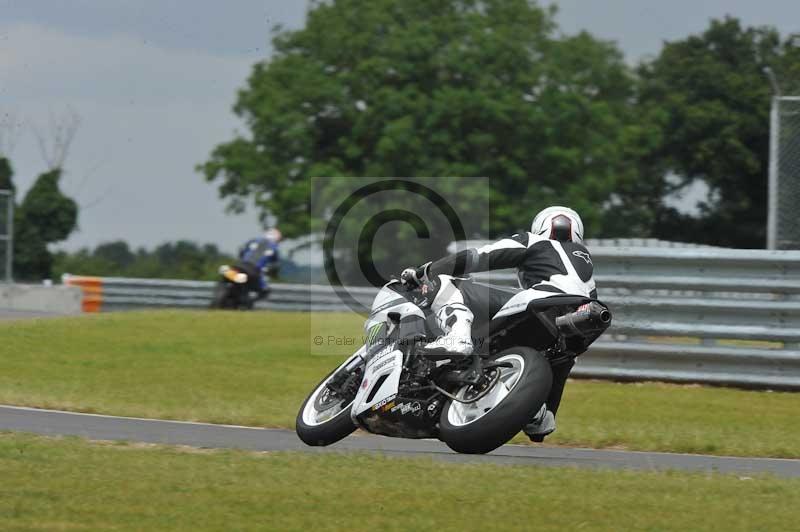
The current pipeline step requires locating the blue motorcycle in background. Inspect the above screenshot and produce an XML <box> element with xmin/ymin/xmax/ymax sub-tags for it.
<box><xmin>210</xmin><ymin>233</ymin><xmax>280</xmax><ymax>310</ymax></box>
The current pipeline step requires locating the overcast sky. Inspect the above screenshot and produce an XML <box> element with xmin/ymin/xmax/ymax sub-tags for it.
<box><xmin>1</xmin><ymin>0</ymin><xmax>798</xmax><ymax>253</ymax></box>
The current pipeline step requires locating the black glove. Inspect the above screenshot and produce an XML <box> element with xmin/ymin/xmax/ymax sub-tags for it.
<box><xmin>400</xmin><ymin>263</ymin><xmax>430</xmax><ymax>289</ymax></box>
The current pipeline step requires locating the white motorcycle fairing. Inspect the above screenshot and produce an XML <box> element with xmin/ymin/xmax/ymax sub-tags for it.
<box><xmin>345</xmin><ymin>282</ymin><xmax>441</xmax><ymax>439</ymax></box>
<box><xmin>350</xmin><ymin>343</ymin><xmax>404</xmax><ymax>421</ymax></box>
<box><xmin>364</xmin><ymin>284</ymin><xmax>425</xmax><ymax>332</ymax></box>
<box><xmin>351</xmin><ymin>283</ymin><xmax>422</xmax><ymax>423</ymax></box>
<box><xmin>349</xmin><ymin>340</ymin><xmax>438</xmax><ymax>439</ymax></box>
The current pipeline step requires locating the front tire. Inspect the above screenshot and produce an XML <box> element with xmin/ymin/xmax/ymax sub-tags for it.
<box><xmin>295</xmin><ymin>355</ymin><xmax>361</xmax><ymax>447</ymax></box>
<box><xmin>439</xmin><ymin>347</ymin><xmax>552</xmax><ymax>454</ymax></box>
<box><xmin>210</xmin><ymin>281</ymin><xmax>236</xmax><ymax>309</ymax></box>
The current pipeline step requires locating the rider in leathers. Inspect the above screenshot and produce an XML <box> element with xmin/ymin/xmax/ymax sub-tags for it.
<box><xmin>400</xmin><ymin>206</ymin><xmax>595</xmax><ymax>441</ymax></box>
<box><xmin>237</xmin><ymin>228</ymin><xmax>282</xmax><ymax>300</ymax></box>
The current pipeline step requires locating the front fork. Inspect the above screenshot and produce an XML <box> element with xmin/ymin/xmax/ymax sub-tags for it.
<box><xmin>326</xmin><ymin>345</ymin><xmax>368</xmax><ymax>395</ymax></box>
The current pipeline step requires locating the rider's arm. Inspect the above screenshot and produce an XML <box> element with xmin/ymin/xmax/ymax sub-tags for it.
<box><xmin>427</xmin><ymin>233</ymin><xmax>529</xmax><ymax>277</ymax></box>
<box><xmin>239</xmin><ymin>239</ymin><xmax>255</xmax><ymax>259</ymax></box>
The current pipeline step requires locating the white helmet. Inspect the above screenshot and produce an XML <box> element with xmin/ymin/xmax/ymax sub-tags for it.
<box><xmin>531</xmin><ymin>206</ymin><xmax>584</xmax><ymax>242</ymax></box>
<box><xmin>264</xmin><ymin>227</ymin><xmax>283</xmax><ymax>243</ymax></box>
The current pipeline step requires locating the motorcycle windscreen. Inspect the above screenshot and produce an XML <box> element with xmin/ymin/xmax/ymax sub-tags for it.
<box><xmin>350</xmin><ymin>344</ymin><xmax>404</xmax><ymax>419</ymax></box>
<box><xmin>364</xmin><ymin>285</ymin><xmax>424</xmax><ymax>333</ymax></box>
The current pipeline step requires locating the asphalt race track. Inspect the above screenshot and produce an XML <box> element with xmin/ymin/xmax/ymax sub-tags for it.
<box><xmin>0</xmin><ymin>309</ymin><xmax>61</xmax><ymax>320</ymax></box>
<box><xmin>2</xmin><ymin>405</ymin><xmax>799</xmax><ymax>477</ymax></box>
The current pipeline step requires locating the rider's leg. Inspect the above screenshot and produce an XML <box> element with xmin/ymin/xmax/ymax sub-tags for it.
<box><xmin>525</xmin><ymin>358</ymin><xmax>575</xmax><ymax>441</ymax></box>
<box><xmin>424</xmin><ymin>277</ymin><xmax>516</xmax><ymax>355</ymax></box>
<box><xmin>546</xmin><ymin>358</ymin><xmax>575</xmax><ymax>416</ymax></box>
<box><xmin>424</xmin><ymin>275</ymin><xmax>474</xmax><ymax>355</ymax></box>
<box><xmin>257</xmin><ymin>274</ymin><xmax>271</xmax><ymax>299</ymax></box>
<box><xmin>525</xmin><ymin>404</ymin><xmax>555</xmax><ymax>441</ymax></box>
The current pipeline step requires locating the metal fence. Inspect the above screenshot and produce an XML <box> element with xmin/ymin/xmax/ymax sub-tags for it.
<box><xmin>61</xmin><ymin>275</ymin><xmax>376</xmax><ymax>313</ymax></box>
<box><xmin>63</xmin><ymin>246</ymin><xmax>800</xmax><ymax>390</ymax></box>
<box><xmin>473</xmin><ymin>246</ymin><xmax>800</xmax><ymax>389</ymax></box>
<box><xmin>768</xmin><ymin>95</ymin><xmax>800</xmax><ymax>250</ymax></box>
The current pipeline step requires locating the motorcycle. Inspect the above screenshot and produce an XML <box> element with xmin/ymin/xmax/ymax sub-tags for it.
<box><xmin>296</xmin><ymin>278</ymin><xmax>611</xmax><ymax>454</ymax></box>
<box><xmin>210</xmin><ymin>263</ymin><xmax>265</xmax><ymax>310</ymax></box>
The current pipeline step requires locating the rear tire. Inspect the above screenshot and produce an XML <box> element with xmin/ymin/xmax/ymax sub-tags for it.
<box><xmin>439</xmin><ymin>347</ymin><xmax>552</xmax><ymax>454</ymax></box>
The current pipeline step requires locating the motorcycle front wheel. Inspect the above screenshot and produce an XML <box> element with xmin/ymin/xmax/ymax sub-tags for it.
<box><xmin>210</xmin><ymin>281</ymin><xmax>237</xmax><ymax>309</ymax></box>
<box><xmin>295</xmin><ymin>352</ymin><xmax>362</xmax><ymax>447</ymax></box>
<box><xmin>439</xmin><ymin>347</ymin><xmax>552</xmax><ymax>454</ymax></box>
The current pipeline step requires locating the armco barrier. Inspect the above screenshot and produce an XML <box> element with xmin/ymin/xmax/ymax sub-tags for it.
<box><xmin>0</xmin><ymin>283</ymin><xmax>82</xmax><ymax>315</ymax></box>
<box><xmin>63</xmin><ymin>245</ymin><xmax>800</xmax><ymax>390</ymax></box>
<box><xmin>63</xmin><ymin>276</ymin><xmax>103</xmax><ymax>312</ymax></box>
<box><xmin>61</xmin><ymin>275</ymin><xmax>376</xmax><ymax>313</ymax></box>
<box><xmin>469</xmin><ymin>245</ymin><xmax>800</xmax><ymax>389</ymax></box>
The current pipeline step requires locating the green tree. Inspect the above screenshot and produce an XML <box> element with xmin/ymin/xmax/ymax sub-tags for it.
<box><xmin>638</xmin><ymin>17</ymin><xmax>800</xmax><ymax>248</ymax></box>
<box><xmin>53</xmin><ymin>240</ymin><xmax>236</xmax><ymax>281</ymax></box>
<box><xmin>19</xmin><ymin>169</ymin><xmax>78</xmax><ymax>243</ymax></box>
<box><xmin>14</xmin><ymin>169</ymin><xmax>78</xmax><ymax>280</ymax></box>
<box><xmin>201</xmin><ymin>0</ymin><xmax>647</xmax><ymax>250</ymax></box>
<box><xmin>94</xmin><ymin>241</ymin><xmax>135</xmax><ymax>270</ymax></box>
<box><xmin>0</xmin><ymin>157</ymin><xmax>14</xmax><ymax>194</ymax></box>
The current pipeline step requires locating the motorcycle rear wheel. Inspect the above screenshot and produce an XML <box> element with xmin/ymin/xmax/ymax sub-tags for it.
<box><xmin>439</xmin><ymin>347</ymin><xmax>552</xmax><ymax>454</ymax></box>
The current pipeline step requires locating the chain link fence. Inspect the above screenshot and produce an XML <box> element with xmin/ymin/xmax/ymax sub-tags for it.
<box><xmin>0</xmin><ymin>190</ymin><xmax>12</xmax><ymax>282</ymax></box>
<box><xmin>769</xmin><ymin>96</ymin><xmax>800</xmax><ymax>250</ymax></box>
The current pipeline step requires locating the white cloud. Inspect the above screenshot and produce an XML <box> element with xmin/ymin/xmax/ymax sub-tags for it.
<box><xmin>1</xmin><ymin>23</ymin><xmax>265</xmax><ymax>251</ymax></box>
<box><xmin>1</xmin><ymin>23</ymin><xmax>261</xmax><ymax>106</ymax></box>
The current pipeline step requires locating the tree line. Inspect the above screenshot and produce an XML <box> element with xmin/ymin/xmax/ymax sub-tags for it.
<box><xmin>52</xmin><ymin>241</ymin><xmax>235</xmax><ymax>281</ymax></box>
<box><xmin>52</xmin><ymin>240</ymin><xmax>315</xmax><ymax>282</ymax></box>
<box><xmin>201</xmin><ymin>0</ymin><xmax>800</xmax><ymax>252</ymax></box>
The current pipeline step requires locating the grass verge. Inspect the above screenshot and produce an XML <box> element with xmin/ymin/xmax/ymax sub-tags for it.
<box><xmin>1</xmin><ymin>310</ymin><xmax>798</xmax><ymax>458</ymax></box>
<box><xmin>1</xmin><ymin>432</ymin><xmax>798</xmax><ymax>532</ymax></box>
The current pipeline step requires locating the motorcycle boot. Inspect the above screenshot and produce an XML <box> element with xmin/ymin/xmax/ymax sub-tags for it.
<box><xmin>524</xmin><ymin>403</ymin><xmax>556</xmax><ymax>442</ymax></box>
<box><xmin>423</xmin><ymin>303</ymin><xmax>474</xmax><ymax>356</ymax></box>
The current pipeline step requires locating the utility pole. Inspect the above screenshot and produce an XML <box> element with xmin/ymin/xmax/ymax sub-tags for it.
<box><xmin>0</xmin><ymin>189</ymin><xmax>11</xmax><ymax>282</ymax></box>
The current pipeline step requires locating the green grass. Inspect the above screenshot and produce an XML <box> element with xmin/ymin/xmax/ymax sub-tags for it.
<box><xmin>538</xmin><ymin>381</ymin><xmax>800</xmax><ymax>457</ymax></box>
<box><xmin>1</xmin><ymin>432</ymin><xmax>798</xmax><ymax>532</ymax></box>
<box><xmin>1</xmin><ymin>311</ymin><xmax>799</xmax><ymax>458</ymax></box>
<box><xmin>0</xmin><ymin>310</ymin><xmax>357</xmax><ymax>428</ymax></box>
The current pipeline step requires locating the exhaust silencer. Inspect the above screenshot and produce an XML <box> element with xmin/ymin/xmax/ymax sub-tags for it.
<box><xmin>555</xmin><ymin>301</ymin><xmax>612</xmax><ymax>336</ymax></box>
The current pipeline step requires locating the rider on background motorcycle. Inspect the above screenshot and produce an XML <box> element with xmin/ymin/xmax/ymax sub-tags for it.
<box><xmin>238</xmin><ymin>227</ymin><xmax>282</xmax><ymax>300</ymax></box>
<box><xmin>400</xmin><ymin>206</ymin><xmax>595</xmax><ymax>442</ymax></box>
